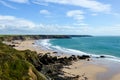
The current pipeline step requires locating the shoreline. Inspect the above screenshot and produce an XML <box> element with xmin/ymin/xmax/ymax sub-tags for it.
<box><xmin>4</xmin><ymin>39</ymin><xmax>120</xmax><ymax>80</ymax></box>
<box><xmin>36</xmin><ymin>39</ymin><xmax>120</xmax><ymax>63</ymax></box>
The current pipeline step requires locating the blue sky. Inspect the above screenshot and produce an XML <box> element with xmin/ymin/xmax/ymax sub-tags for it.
<box><xmin>0</xmin><ymin>0</ymin><xmax>120</xmax><ymax>35</ymax></box>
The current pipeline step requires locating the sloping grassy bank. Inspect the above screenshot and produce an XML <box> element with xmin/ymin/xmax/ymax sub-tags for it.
<box><xmin>0</xmin><ymin>42</ymin><xmax>47</xmax><ymax>80</ymax></box>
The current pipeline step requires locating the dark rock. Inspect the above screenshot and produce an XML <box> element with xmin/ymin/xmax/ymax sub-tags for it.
<box><xmin>77</xmin><ymin>55</ymin><xmax>90</xmax><ymax>60</ymax></box>
<box><xmin>52</xmin><ymin>56</ymin><xmax>57</xmax><ymax>61</ymax></box>
<box><xmin>87</xmin><ymin>59</ymin><xmax>90</xmax><ymax>61</ymax></box>
<box><xmin>82</xmin><ymin>55</ymin><xmax>90</xmax><ymax>58</ymax></box>
<box><xmin>75</xmin><ymin>75</ymin><xmax>80</xmax><ymax>78</ymax></box>
<box><xmin>77</xmin><ymin>55</ymin><xmax>84</xmax><ymax>59</ymax></box>
<box><xmin>68</xmin><ymin>55</ymin><xmax>77</xmax><ymax>61</ymax></box>
<box><xmin>71</xmin><ymin>55</ymin><xmax>77</xmax><ymax>60</ymax></box>
<box><xmin>68</xmin><ymin>56</ymin><xmax>73</xmax><ymax>61</ymax></box>
<box><xmin>84</xmin><ymin>77</ymin><xmax>88</xmax><ymax>80</ymax></box>
<box><xmin>100</xmin><ymin>55</ymin><xmax>105</xmax><ymax>58</ymax></box>
<box><xmin>38</xmin><ymin>53</ymin><xmax>86</xmax><ymax>80</ymax></box>
<box><xmin>8</xmin><ymin>44</ymin><xmax>16</xmax><ymax>47</ymax></box>
<box><xmin>53</xmin><ymin>51</ymin><xmax>58</xmax><ymax>54</ymax></box>
<box><xmin>35</xmin><ymin>65</ymin><xmax>42</xmax><ymax>71</ymax></box>
<box><xmin>47</xmin><ymin>70</ymin><xmax>52</xmax><ymax>74</ymax></box>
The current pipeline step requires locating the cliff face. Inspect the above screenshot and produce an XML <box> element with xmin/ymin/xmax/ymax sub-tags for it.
<box><xmin>0</xmin><ymin>42</ymin><xmax>47</xmax><ymax>80</ymax></box>
<box><xmin>0</xmin><ymin>35</ymin><xmax>71</xmax><ymax>41</ymax></box>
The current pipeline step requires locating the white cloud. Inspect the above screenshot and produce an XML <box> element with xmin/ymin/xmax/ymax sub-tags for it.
<box><xmin>0</xmin><ymin>15</ymin><xmax>120</xmax><ymax>36</ymax></box>
<box><xmin>8</xmin><ymin>0</ymin><xmax>29</xmax><ymax>3</ymax></box>
<box><xmin>67</xmin><ymin>10</ymin><xmax>84</xmax><ymax>21</ymax></box>
<box><xmin>37</xmin><ymin>0</ymin><xmax>111</xmax><ymax>13</ymax></box>
<box><xmin>32</xmin><ymin>24</ymin><xmax>120</xmax><ymax>36</ymax></box>
<box><xmin>0</xmin><ymin>15</ymin><xmax>35</xmax><ymax>30</ymax></box>
<box><xmin>0</xmin><ymin>0</ymin><xmax>16</xmax><ymax>9</ymax></box>
<box><xmin>73</xmin><ymin>23</ymin><xmax>88</xmax><ymax>26</ymax></box>
<box><xmin>40</xmin><ymin>9</ymin><xmax>51</xmax><ymax>15</ymax></box>
<box><xmin>75</xmin><ymin>26</ymin><xmax>120</xmax><ymax>36</ymax></box>
<box><xmin>0</xmin><ymin>0</ymin><xmax>112</xmax><ymax>13</ymax></box>
<box><xmin>32</xmin><ymin>0</ymin><xmax>48</xmax><ymax>6</ymax></box>
<box><xmin>91</xmin><ymin>13</ymin><xmax>98</xmax><ymax>16</ymax></box>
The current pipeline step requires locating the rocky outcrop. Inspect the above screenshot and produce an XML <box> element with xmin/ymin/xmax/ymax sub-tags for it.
<box><xmin>37</xmin><ymin>53</ymin><xmax>90</xmax><ymax>80</ymax></box>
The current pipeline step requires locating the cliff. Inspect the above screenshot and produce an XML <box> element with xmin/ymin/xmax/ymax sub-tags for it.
<box><xmin>0</xmin><ymin>35</ymin><xmax>71</xmax><ymax>41</ymax></box>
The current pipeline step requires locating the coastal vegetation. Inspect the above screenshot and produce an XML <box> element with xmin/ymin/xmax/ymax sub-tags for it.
<box><xmin>0</xmin><ymin>41</ymin><xmax>47</xmax><ymax>80</ymax></box>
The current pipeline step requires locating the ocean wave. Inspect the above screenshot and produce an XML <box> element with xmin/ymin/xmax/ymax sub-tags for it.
<box><xmin>36</xmin><ymin>39</ymin><xmax>120</xmax><ymax>62</ymax></box>
<box><xmin>51</xmin><ymin>45</ymin><xmax>88</xmax><ymax>55</ymax></box>
<box><xmin>39</xmin><ymin>39</ymin><xmax>51</xmax><ymax>47</ymax></box>
<box><xmin>102</xmin><ymin>55</ymin><xmax>120</xmax><ymax>62</ymax></box>
<box><xmin>36</xmin><ymin>39</ymin><xmax>51</xmax><ymax>50</ymax></box>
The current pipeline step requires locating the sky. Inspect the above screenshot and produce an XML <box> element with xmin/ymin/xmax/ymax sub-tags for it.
<box><xmin>0</xmin><ymin>0</ymin><xmax>120</xmax><ymax>36</ymax></box>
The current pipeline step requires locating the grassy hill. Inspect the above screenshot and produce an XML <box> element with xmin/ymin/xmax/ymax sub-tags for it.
<box><xmin>0</xmin><ymin>42</ymin><xmax>47</xmax><ymax>80</ymax></box>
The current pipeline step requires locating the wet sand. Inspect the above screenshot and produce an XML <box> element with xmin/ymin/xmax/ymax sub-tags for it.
<box><xmin>111</xmin><ymin>74</ymin><xmax>120</xmax><ymax>80</ymax></box>
<box><xmin>62</xmin><ymin>60</ymin><xmax>107</xmax><ymax>80</ymax></box>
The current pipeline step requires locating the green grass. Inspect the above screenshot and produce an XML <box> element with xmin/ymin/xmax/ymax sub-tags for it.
<box><xmin>0</xmin><ymin>42</ymin><xmax>47</xmax><ymax>80</ymax></box>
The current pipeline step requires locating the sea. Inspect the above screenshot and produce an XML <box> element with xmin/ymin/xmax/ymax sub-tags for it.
<box><xmin>36</xmin><ymin>36</ymin><xmax>120</xmax><ymax>62</ymax></box>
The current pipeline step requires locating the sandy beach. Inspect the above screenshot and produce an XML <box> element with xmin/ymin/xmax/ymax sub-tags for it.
<box><xmin>62</xmin><ymin>61</ymin><xmax>107</xmax><ymax>80</ymax></box>
<box><xmin>13</xmin><ymin>40</ymin><xmax>52</xmax><ymax>54</ymax></box>
<box><xmin>111</xmin><ymin>74</ymin><xmax>120</xmax><ymax>80</ymax></box>
<box><xmin>5</xmin><ymin>40</ymin><xmax>120</xmax><ymax>80</ymax></box>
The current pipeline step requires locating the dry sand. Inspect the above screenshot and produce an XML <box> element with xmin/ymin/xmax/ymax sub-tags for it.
<box><xmin>111</xmin><ymin>74</ymin><xmax>120</xmax><ymax>80</ymax></box>
<box><xmin>13</xmin><ymin>40</ymin><xmax>52</xmax><ymax>54</ymax></box>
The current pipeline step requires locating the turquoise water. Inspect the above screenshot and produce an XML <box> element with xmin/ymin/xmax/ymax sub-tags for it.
<box><xmin>37</xmin><ymin>36</ymin><xmax>120</xmax><ymax>61</ymax></box>
<box><xmin>49</xmin><ymin>37</ymin><xmax>120</xmax><ymax>58</ymax></box>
